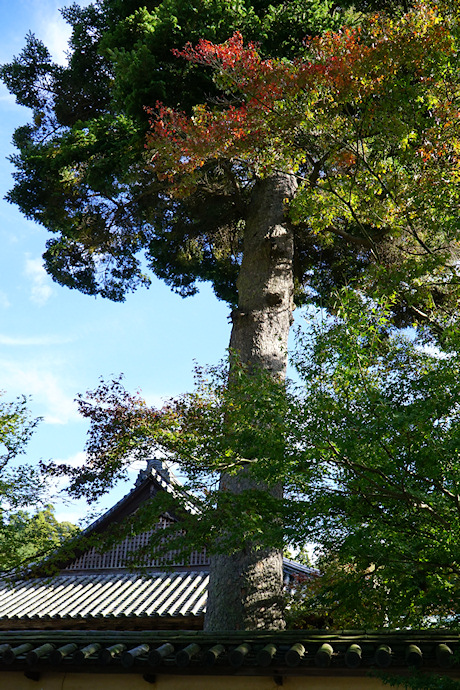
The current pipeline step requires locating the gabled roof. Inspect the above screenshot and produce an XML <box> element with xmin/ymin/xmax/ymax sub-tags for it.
<box><xmin>34</xmin><ymin>461</ymin><xmax>313</xmax><ymax>580</ymax></box>
<box><xmin>29</xmin><ymin>462</ymin><xmax>197</xmax><ymax>576</ymax></box>
<box><xmin>0</xmin><ymin>572</ymin><xmax>208</xmax><ymax>630</ymax></box>
<box><xmin>67</xmin><ymin>462</ymin><xmax>180</xmax><ymax>548</ymax></box>
<box><xmin>0</xmin><ymin>461</ymin><xmax>313</xmax><ymax>630</ymax></box>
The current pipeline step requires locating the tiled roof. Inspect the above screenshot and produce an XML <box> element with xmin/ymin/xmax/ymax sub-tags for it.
<box><xmin>72</xmin><ymin>464</ymin><xmax>182</xmax><ymax>538</ymax></box>
<box><xmin>0</xmin><ymin>560</ymin><xmax>313</xmax><ymax>628</ymax></box>
<box><xmin>283</xmin><ymin>558</ymin><xmax>318</xmax><ymax>579</ymax></box>
<box><xmin>28</xmin><ymin>464</ymin><xmax>204</xmax><ymax>577</ymax></box>
<box><xmin>6</xmin><ymin>465</ymin><xmax>314</xmax><ymax>632</ymax></box>
<box><xmin>0</xmin><ymin>572</ymin><xmax>208</xmax><ymax>625</ymax></box>
<box><xmin>0</xmin><ymin>629</ymin><xmax>458</xmax><ymax>677</ymax></box>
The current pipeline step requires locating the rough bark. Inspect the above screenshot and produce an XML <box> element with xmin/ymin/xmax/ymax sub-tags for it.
<box><xmin>204</xmin><ymin>172</ymin><xmax>298</xmax><ymax>631</ymax></box>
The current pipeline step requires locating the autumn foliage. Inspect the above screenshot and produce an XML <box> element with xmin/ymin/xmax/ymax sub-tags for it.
<box><xmin>147</xmin><ymin>2</ymin><xmax>458</xmax><ymax>183</ymax></box>
<box><xmin>146</xmin><ymin>1</ymin><xmax>460</xmax><ymax>322</ymax></box>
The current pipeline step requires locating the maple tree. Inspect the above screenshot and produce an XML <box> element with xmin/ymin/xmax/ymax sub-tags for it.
<box><xmin>147</xmin><ymin>1</ymin><xmax>460</xmax><ymax>329</ymax></box>
<box><xmin>4</xmin><ymin>0</ymin><xmax>459</xmax><ymax>630</ymax></box>
<box><xmin>50</xmin><ymin>288</ymin><xmax>460</xmax><ymax>630</ymax></box>
<box><xmin>144</xmin><ymin>4</ymin><xmax>460</xmax><ymax>629</ymax></box>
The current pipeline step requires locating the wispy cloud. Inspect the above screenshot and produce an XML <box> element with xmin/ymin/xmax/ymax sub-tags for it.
<box><xmin>37</xmin><ymin>5</ymin><xmax>71</xmax><ymax>65</ymax></box>
<box><xmin>142</xmin><ymin>391</ymin><xmax>174</xmax><ymax>409</ymax></box>
<box><xmin>50</xmin><ymin>451</ymin><xmax>95</xmax><ymax>525</ymax></box>
<box><xmin>46</xmin><ymin>451</ymin><xmax>86</xmax><ymax>496</ymax></box>
<box><xmin>0</xmin><ymin>358</ymin><xmax>80</xmax><ymax>424</ymax></box>
<box><xmin>51</xmin><ymin>452</ymin><xmax>130</xmax><ymax>526</ymax></box>
<box><xmin>39</xmin><ymin>375</ymin><xmax>79</xmax><ymax>424</ymax></box>
<box><xmin>0</xmin><ymin>292</ymin><xmax>10</xmax><ymax>309</ymax></box>
<box><xmin>24</xmin><ymin>256</ymin><xmax>53</xmax><ymax>306</ymax></box>
<box><xmin>127</xmin><ymin>459</ymin><xmax>149</xmax><ymax>474</ymax></box>
<box><xmin>31</xmin><ymin>0</ymin><xmax>93</xmax><ymax>66</ymax></box>
<box><xmin>0</xmin><ymin>333</ymin><xmax>72</xmax><ymax>346</ymax></box>
<box><xmin>53</xmin><ymin>451</ymin><xmax>87</xmax><ymax>470</ymax></box>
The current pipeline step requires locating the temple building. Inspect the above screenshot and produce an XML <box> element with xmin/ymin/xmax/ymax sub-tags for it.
<box><xmin>0</xmin><ymin>462</ymin><xmax>457</xmax><ymax>689</ymax></box>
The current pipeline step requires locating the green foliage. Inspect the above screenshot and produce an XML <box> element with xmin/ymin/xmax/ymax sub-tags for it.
<box><xmin>0</xmin><ymin>505</ymin><xmax>79</xmax><ymax>571</ymax></box>
<box><xmin>284</xmin><ymin>545</ymin><xmax>312</xmax><ymax>567</ymax></box>
<box><xmin>0</xmin><ymin>0</ymin><xmax>348</xmax><ymax>306</ymax></box>
<box><xmin>0</xmin><ymin>394</ymin><xmax>74</xmax><ymax>570</ymax></box>
<box><xmin>147</xmin><ymin>2</ymin><xmax>460</xmax><ymax>329</ymax></box>
<box><xmin>287</xmin><ymin>290</ymin><xmax>460</xmax><ymax>627</ymax></box>
<box><xmin>46</xmin><ymin>291</ymin><xmax>460</xmax><ymax>626</ymax></box>
<box><xmin>0</xmin><ymin>394</ymin><xmax>36</xmax><ymax>465</ymax></box>
<box><xmin>0</xmin><ymin>392</ymin><xmax>44</xmax><ymax>512</ymax></box>
<box><xmin>345</xmin><ymin>0</ymin><xmax>411</xmax><ymax>12</ymax></box>
<box><xmin>42</xmin><ymin>360</ymin><xmax>290</xmax><ymax>562</ymax></box>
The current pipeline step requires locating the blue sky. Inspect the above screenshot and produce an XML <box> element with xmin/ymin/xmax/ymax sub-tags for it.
<box><xmin>0</xmin><ymin>0</ymin><xmax>231</xmax><ymax>524</ymax></box>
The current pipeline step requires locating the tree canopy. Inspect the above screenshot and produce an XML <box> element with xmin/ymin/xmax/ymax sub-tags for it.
<box><xmin>147</xmin><ymin>0</ymin><xmax>460</xmax><ymax>328</ymax></box>
<box><xmin>0</xmin><ymin>0</ymin><xmax>354</xmax><ymax>305</ymax></box>
<box><xmin>0</xmin><ymin>505</ymin><xmax>79</xmax><ymax>571</ymax></box>
<box><xmin>0</xmin><ymin>392</ymin><xmax>44</xmax><ymax>514</ymax></box>
<box><xmin>47</xmin><ymin>290</ymin><xmax>460</xmax><ymax>629</ymax></box>
<box><xmin>288</xmin><ymin>292</ymin><xmax>460</xmax><ymax>629</ymax></box>
<box><xmin>1</xmin><ymin>0</ymin><xmax>456</xmax><ymax>327</ymax></box>
<box><xmin>1</xmin><ymin>0</ymin><xmax>424</xmax><ymax>312</ymax></box>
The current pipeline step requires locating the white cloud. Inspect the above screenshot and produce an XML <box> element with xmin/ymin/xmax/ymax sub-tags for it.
<box><xmin>37</xmin><ymin>6</ymin><xmax>71</xmax><ymax>65</ymax></box>
<box><xmin>46</xmin><ymin>451</ymin><xmax>87</xmax><ymax>496</ymax></box>
<box><xmin>142</xmin><ymin>391</ymin><xmax>174</xmax><ymax>409</ymax></box>
<box><xmin>30</xmin><ymin>0</ymin><xmax>93</xmax><ymax>66</ymax></box>
<box><xmin>40</xmin><ymin>376</ymin><xmax>79</xmax><ymax>424</ymax></box>
<box><xmin>127</xmin><ymin>459</ymin><xmax>149</xmax><ymax>474</ymax></box>
<box><xmin>0</xmin><ymin>358</ymin><xmax>79</xmax><ymax>424</ymax></box>
<box><xmin>54</xmin><ymin>509</ymin><xmax>86</xmax><ymax>524</ymax></box>
<box><xmin>24</xmin><ymin>256</ymin><xmax>53</xmax><ymax>305</ymax></box>
<box><xmin>52</xmin><ymin>452</ymin><xmax>87</xmax><ymax>488</ymax></box>
<box><xmin>51</xmin><ymin>451</ymin><xmax>131</xmax><ymax>525</ymax></box>
<box><xmin>0</xmin><ymin>292</ymin><xmax>10</xmax><ymax>309</ymax></box>
<box><xmin>54</xmin><ymin>451</ymin><xmax>87</xmax><ymax>468</ymax></box>
<box><xmin>0</xmin><ymin>333</ymin><xmax>72</xmax><ymax>346</ymax></box>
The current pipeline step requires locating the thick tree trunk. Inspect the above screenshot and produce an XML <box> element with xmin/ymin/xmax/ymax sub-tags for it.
<box><xmin>204</xmin><ymin>172</ymin><xmax>298</xmax><ymax>631</ymax></box>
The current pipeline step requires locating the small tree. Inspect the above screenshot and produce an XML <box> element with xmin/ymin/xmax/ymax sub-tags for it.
<box><xmin>0</xmin><ymin>505</ymin><xmax>79</xmax><ymax>571</ymax></box>
<box><xmin>0</xmin><ymin>393</ymin><xmax>44</xmax><ymax>514</ymax></box>
<box><xmin>0</xmin><ymin>393</ymin><xmax>74</xmax><ymax>570</ymax></box>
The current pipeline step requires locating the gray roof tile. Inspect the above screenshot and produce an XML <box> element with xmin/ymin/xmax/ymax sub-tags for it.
<box><xmin>0</xmin><ymin>572</ymin><xmax>208</xmax><ymax>622</ymax></box>
<box><xmin>0</xmin><ymin>629</ymin><xmax>458</xmax><ymax>675</ymax></box>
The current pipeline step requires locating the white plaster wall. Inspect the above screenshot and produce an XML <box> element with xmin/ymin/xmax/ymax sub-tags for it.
<box><xmin>0</xmin><ymin>672</ymin><xmax>392</xmax><ymax>690</ymax></box>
